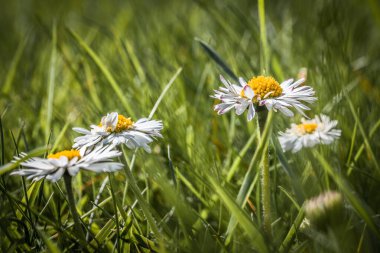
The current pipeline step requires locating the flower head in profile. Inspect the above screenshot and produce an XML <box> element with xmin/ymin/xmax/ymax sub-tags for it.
<box><xmin>73</xmin><ymin>112</ymin><xmax>163</xmax><ymax>153</ymax></box>
<box><xmin>211</xmin><ymin>75</ymin><xmax>317</xmax><ymax>121</ymax></box>
<box><xmin>11</xmin><ymin>145</ymin><xmax>123</xmax><ymax>182</ymax></box>
<box><xmin>305</xmin><ymin>191</ymin><xmax>344</xmax><ymax>230</ymax></box>
<box><xmin>278</xmin><ymin>114</ymin><xmax>341</xmax><ymax>153</ymax></box>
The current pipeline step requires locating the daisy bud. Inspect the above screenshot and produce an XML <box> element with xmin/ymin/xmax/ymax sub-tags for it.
<box><xmin>305</xmin><ymin>191</ymin><xmax>344</xmax><ymax>231</ymax></box>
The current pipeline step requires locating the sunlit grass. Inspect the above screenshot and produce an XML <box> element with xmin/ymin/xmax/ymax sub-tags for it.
<box><xmin>1</xmin><ymin>0</ymin><xmax>380</xmax><ymax>252</ymax></box>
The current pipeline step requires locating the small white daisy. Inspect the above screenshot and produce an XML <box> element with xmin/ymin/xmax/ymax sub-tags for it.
<box><xmin>11</xmin><ymin>145</ymin><xmax>123</xmax><ymax>182</ymax></box>
<box><xmin>211</xmin><ymin>75</ymin><xmax>317</xmax><ymax>121</ymax></box>
<box><xmin>73</xmin><ymin>112</ymin><xmax>163</xmax><ymax>153</ymax></box>
<box><xmin>211</xmin><ymin>75</ymin><xmax>256</xmax><ymax>121</ymax></box>
<box><xmin>278</xmin><ymin>114</ymin><xmax>341</xmax><ymax>153</ymax></box>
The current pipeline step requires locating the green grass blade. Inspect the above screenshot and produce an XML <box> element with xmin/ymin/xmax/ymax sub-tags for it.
<box><xmin>322</xmin><ymin>79</ymin><xmax>358</xmax><ymax>114</ymax></box>
<box><xmin>348</xmin><ymin>118</ymin><xmax>380</xmax><ymax>176</ymax></box>
<box><xmin>149</xmin><ymin>67</ymin><xmax>182</xmax><ymax>119</ymax></box>
<box><xmin>108</xmin><ymin>174</ymin><xmax>121</xmax><ymax>252</ymax></box>
<box><xmin>51</xmin><ymin>120</ymin><xmax>71</xmax><ymax>153</ymax></box>
<box><xmin>346</xmin><ymin>95</ymin><xmax>380</xmax><ymax>176</ymax></box>
<box><xmin>0</xmin><ymin>116</ymin><xmax>5</xmax><ymax>165</ymax></box>
<box><xmin>0</xmin><ymin>146</ymin><xmax>48</xmax><ymax>176</ymax></box>
<box><xmin>121</xmin><ymin>148</ymin><xmax>160</xmax><ymax>237</ymax></box>
<box><xmin>279</xmin><ymin>205</ymin><xmax>305</xmax><ymax>253</ymax></box>
<box><xmin>36</xmin><ymin>227</ymin><xmax>62</xmax><ymax>253</ymax></box>
<box><xmin>195</xmin><ymin>38</ymin><xmax>238</xmax><ymax>81</ymax></box>
<box><xmin>175</xmin><ymin>168</ymin><xmax>209</xmax><ymax>207</ymax></box>
<box><xmin>2</xmin><ymin>37</ymin><xmax>27</xmax><ymax>95</ymax></box>
<box><xmin>208</xmin><ymin>177</ymin><xmax>268</xmax><ymax>253</ymax></box>
<box><xmin>278</xmin><ymin>186</ymin><xmax>301</xmax><ymax>211</ymax></box>
<box><xmin>226</xmin><ymin>111</ymin><xmax>273</xmax><ymax>238</ymax></box>
<box><xmin>121</xmin><ymin>39</ymin><xmax>146</xmax><ymax>83</ymax></box>
<box><xmin>226</xmin><ymin>131</ymin><xmax>256</xmax><ymax>182</ymax></box>
<box><xmin>45</xmin><ymin>23</ymin><xmax>57</xmax><ymax>142</ymax></box>
<box><xmin>67</xmin><ymin>28</ymin><xmax>135</xmax><ymax>118</ymax></box>
<box><xmin>272</xmin><ymin>137</ymin><xmax>304</xmax><ymax>203</ymax></box>
<box><xmin>258</xmin><ymin>0</ymin><xmax>269</xmax><ymax>72</ymax></box>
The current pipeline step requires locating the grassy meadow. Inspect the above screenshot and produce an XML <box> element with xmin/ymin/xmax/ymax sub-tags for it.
<box><xmin>1</xmin><ymin>0</ymin><xmax>380</xmax><ymax>252</ymax></box>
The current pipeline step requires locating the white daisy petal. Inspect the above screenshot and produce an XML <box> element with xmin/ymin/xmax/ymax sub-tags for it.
<box><xmin>46</xmin><ymin>168</ymin><xmax>65</xmax><ymax>182</ymax></box>
<box><xmin>243</xmin><ymin>85</ymin><xmax>255</xmax><ymax>100</ymax></box>
<box><xmin>10</xmin><ymin>147</ymin><xmax>123</xmax><ymax>182</ymax></box>
<box><xmin>72</xmin><ymin>127</ymin><xmax>91</xmax><ymax>135</ymax></box>
<box><xmin>212</xmin><ymin>75</ymin><xmax>256</xmax><ymax>120</ymax></box>
<box><xmin>278</xmin><ymin>114</ymin><xmax>340</xmax><ymax>153</ymax></box>
<box><xmin>239</xmin><ymin>77</ymin><xmax>247</xmax><ymax>87</ymax></box>
<box><xmin>251</xmin><ymin>76</ymin><xmax>316</xmax><ymax>117</ymax></box>
<box><xmin>212</xmin><ymin>75</ymin><xmax>316</xmax><ymax>121</ymax></box>
<box><xmin>72</xmin><ymin>112</ymin><xmax>163</xmax><ymax>152</ymax></box>
<box><xmin>235</xmin><ymin>103</ymin><xmax>248</xmax><ymax>115</ymax></box>
<box><xmin>247</xmin><ymin>104</ymin><xmax>256</xmax><ymax>121</ymax></box>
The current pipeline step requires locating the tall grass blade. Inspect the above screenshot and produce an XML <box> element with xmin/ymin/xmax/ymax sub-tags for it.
<box><xmin>35</xmin><ymin>228</ymin><xmax>61</xmax><ymax>253</ymax></box>
<box><xmin>226</xmin><ymin>131</ymin><xmax>256</xmax><ymax>182</ymax></box>
<box><xmin>0</xmin><ymin>147</ymin><xmax>48</xmax><ymax>176</ymax></box>
<box><xmin>121</xmin><ymin>148</ymin><xmax>160</xmax><ymax>237</ymax></box>
<box><xmin>195</xmin><ymin>38</ymin><xmax>238</xmax><ymax>81</ymax></box>
<box><xmin>67</xmin><ymin>28</ymin><xmax>135</xmax><ymax>117</ymax></box>
<box><xmin>149</xmin><ymin>67</ymin><xmax>182</xmax><ymax>119</ymax></box>
<box><xmin>279</xmin><ymin>205</ymin><xmax>305</xmax><ymax>253</ymax></box>
<box><xmin>258</xmin><ymin>0</ymin><xmax>269</xmax><ymax>72</ymax></box>
<box><xmin>2</xmin><ymin>37</ymin><xmax>27</xmax><ymax>95</ymax></box>
<box><xmin>346</xmin><ymin>94</ymin><xmax>380</xmax><ymax>176</ymax></box>
<box><xmin>208</xmin><ymin>177</ymin><xmax>268</xmax><ymax>253</ymax></box>
<box><xmin>226</xmin><ymin>111</ymin><xmax>273</xmax><ymax>238</ymax></box>
<box><xmin>121</xmin><ymin>39</ymin><xmax>146</xmax><ymax>83</ymax></box>
<box><xmin>45</xmin><ymin>23</ymin><xmax>57</xmax><ymax>143</ymax></box>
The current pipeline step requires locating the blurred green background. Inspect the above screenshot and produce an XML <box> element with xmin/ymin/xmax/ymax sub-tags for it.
<box><xmin>1</xmin><ymin>0</ymin><xmax>380</xmax><ymax>252</ymax></box>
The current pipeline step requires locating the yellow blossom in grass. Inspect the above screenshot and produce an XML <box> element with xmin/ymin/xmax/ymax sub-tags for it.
<box><xmin>99</xmin><ymin>114</ymin><xmax>134</xmax><ymax>133</ymax></box>
<box><xmin>246</xmin><ymin>76</ymin><xmax>282</xmax><ymax>100</ymax></box>
<box><xmin>48</xmin><ymin>150</ymin><xmax>81</xmax><ymax>160</ymax></box>
<box><xmin>297</xmin><ymin>122</ymin><xmax>318</xmax><ymax>134</ymax></box>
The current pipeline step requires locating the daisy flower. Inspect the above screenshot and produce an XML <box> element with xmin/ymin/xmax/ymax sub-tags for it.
<box><xmin>305</xmin><ymin>191</ymin><xmax>344</xmax><ymax>230</ymax></box>
<box><xmin>278</xmin><ymin>114</ymin><xmax>341</xmax><ymax>153</ymax></box>
<box><xmin>11</xmin><ymin>145</ymin><xmax>123</xmax><ymax>182</ymax></box>
<box><xmin>73</xmin><ymin>112</ymin><xmax>163</xmax><ymax>153</ymax></box>
<box><xmin>211</xmin><ymin>75</ymin><xmax>317</xmax><ymax>121</ymax></box>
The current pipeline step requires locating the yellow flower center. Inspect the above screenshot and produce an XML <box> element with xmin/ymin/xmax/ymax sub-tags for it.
<box><xmin>100</xmin><ymin>114</ymin><xmax>134</xmax><ymax>133</ymax></box>
<box><xmin>48</xmin><ymin>150</ymin><xmax>81</xmax><ymax>160</ymax></box>
<box><xmin>242</xmin><ymin>76</ymin><xmax>283</xmax><ymax>101</ymax></box>
<box><xmin>297</xmin><ymin>123</ymin><xmax>318</xmax><ymax>134</ymax></box>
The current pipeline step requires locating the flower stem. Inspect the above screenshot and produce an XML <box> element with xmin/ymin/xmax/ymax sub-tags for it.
<box><xmin>258</xmin><ymin>0</ymin><xmax>272</xmax><ymax>237</ymax></box>
<box><xmin>259</xmin><ymin>111</ymin><xmax>272</xmax><ymax>236</ymax></box>
<box><xmin>63</xmin><ymin>173</ymin><xmax>86</xmax><ymax>243</ymax></box>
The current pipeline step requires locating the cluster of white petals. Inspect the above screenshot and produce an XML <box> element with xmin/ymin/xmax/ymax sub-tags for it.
<box><xmin>11</xmin><ymin>145</ymin><xmax>123</xmax><ymax>182</ymax></box>
<box><xmin>278</xmin><ymin>114</ymin><xmax>341</xmax><ymax>153</ymax></box>
<box><xmin>73</xmin><ymin>112</ymin><xmax>163</xmax><ymax>153</ymax></box>
<box><xmin>212</xmin><ymin>75</ymin><xmax>317</xmax><ymax>121</ymax></box>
